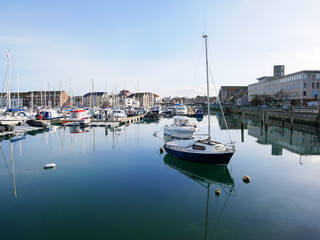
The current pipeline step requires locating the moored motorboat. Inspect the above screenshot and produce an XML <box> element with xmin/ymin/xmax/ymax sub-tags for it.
<box><xmin>109</xmin><ymin>109</ymin><xmax>127</xmax><ymax>121</ymax></box>
<box><xmin>175</xmin><ymin>104</ymin><xmax>188</xmax><ymax>115</ymax></box>
<box><xmin>65</xmin><ymin>109</ymin><xmax>92</xmax><ymax>125</ymax></box>
<box><xmin>195</xmin><ymin>108</ymin><xmax>204</xmax><ymax>118</ymax></box>
<box><xmin>144</xmin><ymin>112</ymin><xmax>160</xmax><ymax>120</ymax></box>
<box><xmin>26</xmin><ymin>119</ymin><xmax>50</xmax><ymax>128</ymax></box>
<box><xmin>38</xmin><ymin>109</ymin><xmax>63</xmax><ymax>120</ymax></box>
<box><xmin>164</xmin><ymin>116</ymin><xmax>198</xmax><ymax>139</ymax></box>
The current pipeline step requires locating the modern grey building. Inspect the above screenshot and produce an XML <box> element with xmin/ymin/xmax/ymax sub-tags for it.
<box><xmin>248</xmin><ymin>66</ymin><xmax>320</xmax><ymax>105</ymax></box>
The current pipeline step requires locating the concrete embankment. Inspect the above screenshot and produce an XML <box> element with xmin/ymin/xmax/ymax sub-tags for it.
<box><xmin>230</xmin><ymin>108</ymin><xmax>320</xmax><ymax>126</ymax></box>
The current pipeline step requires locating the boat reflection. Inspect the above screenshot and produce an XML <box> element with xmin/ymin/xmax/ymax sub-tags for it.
<box><xmin>196</xmin><ymin>116</ymin><xmax>204</xmax><ymax>122</ymax></box>
<box><xmin>164</xmin><ymin>154</ymin><xmax>236</xmax><ymax>240</ymax></box>
<box><xmin>69</xmin><ymin>126</ymin><xmax>91</xmax><ymax>134</ymax></box>
<box><xmin>164</xmin><ymin>154</ymin><xmax>234</xmax><ymax>187</ymax></box>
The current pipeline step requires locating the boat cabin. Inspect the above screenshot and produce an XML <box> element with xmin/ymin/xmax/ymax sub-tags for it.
<box><xmin>173</xmin><ymin>116</ymin><xmax>192</xmax><ymax>126</ymax></box>
<box><xmin>69</xmin><ymin>109</ymin><xmax>88</xmax><ymax>119</ymax></box>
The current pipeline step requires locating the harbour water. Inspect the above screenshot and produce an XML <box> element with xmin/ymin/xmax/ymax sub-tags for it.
<box><xmin>0</xmin><ymin>115</ymin><xmax>320</xmax><ymax>239</ymax></box>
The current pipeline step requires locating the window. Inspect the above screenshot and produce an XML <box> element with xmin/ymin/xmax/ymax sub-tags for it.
<box><xmin>317</xmin><ymin>83</ymin><xmax>319</xmax><ymax>88</ymax></box>
<box><xmin>303</xmin><ymin>91</ymin><xmax>306</xmax><ymax>96</ymax></box>
<box><xmin>312</xmin><ymin>82</ymin><xmax>315</xmax><ymax>88</ymax></box>
<box><xmin>192</xmin><ymin>144</ymin><xmax>206</xmax><ymax>151</ymax></box>
<box><xmin>304</xmin><ymin>83</ymin><xmax>307</xmax><ymax>88</ymax></box>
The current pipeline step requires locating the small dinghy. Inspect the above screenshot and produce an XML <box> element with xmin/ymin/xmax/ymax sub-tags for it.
<box><xmin>44</xmin><ymin>163</ymin><xmax>56</xmax><ymax>169</ymax></box>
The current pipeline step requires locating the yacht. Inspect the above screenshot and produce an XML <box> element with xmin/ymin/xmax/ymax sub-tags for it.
<box><xmin>164</xmin><ymin>116</ymin><xmax>198</xmax><ymax>139</ymax></box>
<box><xmin>151</xmin><ymin>106</ymin><xmax>162</xmax><ymax>115</ymax></box>
<box><xmin>109</xmin><ymin>109</ymin><xmax>127</xmax><ymax>121</ymax></box>
<box><xmin>137</xmin><ymin>107</ymin><xmax>146</xmax><ymax>115</ymax></box>
<box><xmin>38</xmin><ymin>109</ymin><xmax>63</xmax><ymax>120</ymax></box>
<box><xmin>195</xmin><ymin>108</ymin><xmax>204</xmax><ymax>118</ymax></box>
<box><xmin>65</xmin><ymin>109</ymin><xmax>92</xmax><ymax>125</ymax></box>
<box><xmin>175</xmin><ymin>105</ymin><xmax>188</xmax><ymax>115</ymax></box>
<box><xmin>0</xmin><ymin>110</ymin><xmax>27</xmax><ymax>125</ymax></box>
<box><xmin>164</xmin><ymin>34</ymin><xmax>236</xmax><ymax>165</ymax></box>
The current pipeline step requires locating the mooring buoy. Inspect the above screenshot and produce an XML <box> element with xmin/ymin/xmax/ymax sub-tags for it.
<box><xmin>160</xmin><ymin>147</ymin><xmax>164</xmax><ymax>154</ymax></box>
<box><xmin>215</xmin><ymin>188</ymin><xmax>220</xmax><ymax>196</ymax></box>
<box><xmin>243</xmin><ymin>175</ymin><xmax>251</xmax><ymax>183</ymax></box>
<box><xmin>44</xmin><ymin>163</ymin><xmax>56</xmax><ymax>170</ymax></box>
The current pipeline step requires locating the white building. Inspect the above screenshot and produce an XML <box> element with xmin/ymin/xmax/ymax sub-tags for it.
<box><xmin>249</xmin><ymin>66</ymin><xmax>320</xmax><ymax>105</ymax></box>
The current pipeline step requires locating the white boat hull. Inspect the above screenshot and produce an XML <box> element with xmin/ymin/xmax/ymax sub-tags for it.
<box><xmin>164</xmin><ymin>126</ymin><xmax>198</xmax><ymax>139</ymax></box>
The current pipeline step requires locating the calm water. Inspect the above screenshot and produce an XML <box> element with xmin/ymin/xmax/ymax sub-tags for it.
<box><xmin>0</xmin><ymin>115</ymin><xmax>320</xmax><ymax>240</ymax></box>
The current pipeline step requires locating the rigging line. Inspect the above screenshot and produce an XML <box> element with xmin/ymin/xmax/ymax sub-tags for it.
<box><xmin>1</xmin><ymin>65</ymin><xmax>8</xmax><ymax>99</ymax></box>
<box><xmin>209</xmin><ymin>69</ymin><xmax>232</xmax><ymax>143</ymax></box>
<box><xmin>187</xmin><ymin>39</ymin><xmax>206</xmax><ymax>97</ymax></box>
<box><xmin>209</xmin><ymin>192</ymin><xmax>232</xmax><ymax>239</ymax></box>
<box><xmin>0</xmin><ymin>144</ymin><xmax>14</xmax><ymax>185</ymax></box>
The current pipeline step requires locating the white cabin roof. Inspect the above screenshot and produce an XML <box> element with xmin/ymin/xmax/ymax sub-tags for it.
<box><xmin>173</xmin><ymin>116</ymin><xmax>190</xmax><ymax>121</ymax></box>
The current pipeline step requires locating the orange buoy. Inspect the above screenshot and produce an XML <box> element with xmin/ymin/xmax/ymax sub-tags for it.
<box><xmin>215</xmin><ymin>188</ymin><xmax>220</xmax><ymax>196</ymax></box>
<box><xmin>243</xmin><ymin>175</ymin><xmax>251</xmax><ymax>184</ymax></box>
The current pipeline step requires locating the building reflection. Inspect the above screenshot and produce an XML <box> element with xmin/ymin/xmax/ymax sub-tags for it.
<box><xmin>247</xmin><ymin>119</ymin><xmax>320</xmax><ymax>156</ymax></box>
<box><xmin>217</xmin><ymin>113</ymin><xmax>320</xmax><ymax>156</ymax></box>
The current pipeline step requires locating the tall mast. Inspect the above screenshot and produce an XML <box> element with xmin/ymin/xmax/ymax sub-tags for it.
<box><xmin>44</xmin><ymin>80</ymin><xmax>46</xmax><ymax>108</ymax></box>
<box><xmin>53</xmin><ymin>83</ymin><xmax>55</xmax><ymax>107</ymax></box>
<box><xmin>82</xmin><ymin>78</ymin><xmax>84</xmax><ymax>107</ymax></box>
<box><xmin>59</xmin><ymin>81</ymin><xmax>62</xmax><ymax>107</ymax></box>
<box><xmin>91</xmin><ymin>78</ymin><xmax>94</xmax><ymax>108</ymax></box>
<box><xmin>7</xmin><ymin>50</ymin><xmax>11</xmax><ymax>109</ymax></box>
<box><xmin>203</xmin><ymin>34</ymin><xmax>210</xmax><ymax>140</ymax></box>
<box><xmin>31</xmin><ymin>92</ymin><xmax>33</xmax><ymax>108</ymax></box>
<box><xmin>17</xmin><ymin>73</ymin><xmax>19</xmax><ymax>108</ymax></box>
<box><xmin>69</xmin><ymin>78</ymin><xmax>72</xmax><ymax>107</ymax></box>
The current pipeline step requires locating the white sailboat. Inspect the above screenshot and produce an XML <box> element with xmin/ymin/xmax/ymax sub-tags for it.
<box><xmin>164</xmin><ymin>34</ymin><xmax>235</xmax><ymax>166</ymax></box>
<box><xmin>0</xmin><ymin>50</ymin><xmax>27</xmax><ymax>125</ymax></box>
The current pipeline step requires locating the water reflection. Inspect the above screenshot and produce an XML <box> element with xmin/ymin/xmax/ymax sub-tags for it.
<box><xmin>69</xmin><ymin>126</ymin><xmax>91</xmax><ymax>134</ymax></box>
<box><xmin>0</xmin><ymin>136</ymin><xmax>25</xmax><ymax>199</ymax></box>
<box><xmin>164</xmin><ymin>155</ymin><xmax>236</xmax><ymax>240</ymax></box>
<box><xmin>217</xmin><ymin>113</ymin><xmax>320</xmax><ymax>156</ymax></box>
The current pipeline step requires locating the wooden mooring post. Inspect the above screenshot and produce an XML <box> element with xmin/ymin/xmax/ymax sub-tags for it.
<box><xmin>241</xmin><ymin>111</ymin><xmax>245</xmax><ymax>142</ymax></box>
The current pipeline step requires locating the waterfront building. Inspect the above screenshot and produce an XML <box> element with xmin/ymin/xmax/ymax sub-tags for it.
<box><xmin>248</xmin><ymin>65</ymin><xmax>320</xmax><ymax>105</ymax></box>
<box><xmin>0</xmin><ymin>91</ymin><xmax>69</xmax><ymax>108</ymax></box>
<box><xmin>123</xmin><ymin>96</ymin><xmax>140</xmax><ymax>108</ymax></box>
<box><xmin>131</xmin><ymin>92</ymin><xmax>155</xmax><ymax>107</ymax></box>
<box><xmin>83</xmin><ymin>92</ymin><xmax>109</xmax><ymax>107</ymax></box>
<box><xmin>218</xmin><ymin>86</ymin><xmax>248</xmax><ymax>104</ymax></box>
<box><xmin>154</xmin><ymin>93</ymin><xmax>161</xmax><ymax>104</ymax></box>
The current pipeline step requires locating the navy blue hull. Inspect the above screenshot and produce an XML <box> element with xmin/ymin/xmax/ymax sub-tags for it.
<box><xmin>164</xmin><ymin>145</ymin><xmax>234</xmax><ymax>165</ymax></box>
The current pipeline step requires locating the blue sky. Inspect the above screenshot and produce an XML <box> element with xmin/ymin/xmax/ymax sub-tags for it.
<box><xmin>0</xmin><ymin>0</ymin><xmax>319</xmax><ymax>97</ymax></box>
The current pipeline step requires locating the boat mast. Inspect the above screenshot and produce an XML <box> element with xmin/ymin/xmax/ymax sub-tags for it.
<box><xmin>203</xmin><ymin>34</ymin><xmax>211</xmax><ymax>140</ymax></box>
<box><xmin>17</xmin><ymin>73</ymin><xmax>19</xmax><ymax>108</ymax></box>
<box><xmin>59</xmin><ymin>80</ymin><xmax>62</xmax><ymax>107</ymax></box>
<box><xmin>7</xmin><ymin>50</ymin><xmax>11</xmax><ymax>109</ymax></box>
<box><xmin>44</xmin><ymin>80</ymin><xmax>46</xmax><ymax>108</ymax></box>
